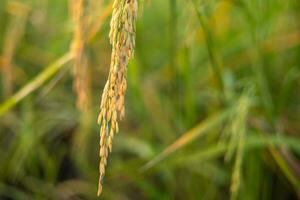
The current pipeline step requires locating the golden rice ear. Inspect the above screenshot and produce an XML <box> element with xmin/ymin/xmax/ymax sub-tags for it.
<box><xmin>97</xmin><ymin>0</ymin><xmax>138</xmax><ymax>196</ymax></box>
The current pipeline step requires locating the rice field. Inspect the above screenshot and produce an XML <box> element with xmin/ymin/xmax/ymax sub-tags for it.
<box><xmin>0</xmin><ymin>0</ymin><xmax>300</xmax><ymax>199</ymax></box>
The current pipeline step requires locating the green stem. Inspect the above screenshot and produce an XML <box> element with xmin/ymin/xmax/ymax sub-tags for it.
<box><xmin>191</xmin><ymin>0</ymin><xmax>225</xmax><ymax>97</ymax></box>
<box><xmin>0</xmin><ymin>52</ymin><xmax>73</xmax><ymax>117</ymax></box>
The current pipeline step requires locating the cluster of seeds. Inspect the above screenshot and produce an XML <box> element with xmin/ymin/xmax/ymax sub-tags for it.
<box><xmin>97</xmin><ymin>0</ymin><xmax>138</xmax><ymax>196</ymax></box>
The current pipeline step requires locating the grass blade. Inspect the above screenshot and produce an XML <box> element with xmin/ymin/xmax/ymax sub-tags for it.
<box><xmin>140</xmin><ymin>107</ymin><xmax>233</xmax><ymax>172</ymax></box>
<box><xmin>0</xmin><ymin>52</ymin><xmax>73</xmax><ymax>117</ymax></box>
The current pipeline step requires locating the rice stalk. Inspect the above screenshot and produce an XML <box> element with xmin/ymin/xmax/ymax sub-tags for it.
<box><xmin>97</xmin><ymin>0</ymin><xmax>138</xmax><ymax>196</ymax></box>
<box><xmin>70</xmin><ymin>0</ymin><xmax>90</xmax><ymax>111</ymax></box>
<box><xmin>0</xmin><ymin>52</ymin><xmax>73</xmax><ymax>117</ymax></box>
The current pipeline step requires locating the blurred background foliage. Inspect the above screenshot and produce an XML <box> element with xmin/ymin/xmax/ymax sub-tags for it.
<box><xmin>0</xmin><ymin>0</ymin><xmax>300</xmax><ymax>199</ymax></box>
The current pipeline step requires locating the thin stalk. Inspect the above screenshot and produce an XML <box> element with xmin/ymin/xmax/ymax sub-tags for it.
<box><xmin>0</xmin><ymin>53</ymin><xmax>73</xmax><ymax>117</ymax></box>
<box><xmin>140</xmin><ymin>107</ymin><xmax>234</xmax><ymax>172</ymax></box>
<box><xmin>191</xmin><ymin>0</ymin><xmax>225</xmax><ymax>97</ymax></box>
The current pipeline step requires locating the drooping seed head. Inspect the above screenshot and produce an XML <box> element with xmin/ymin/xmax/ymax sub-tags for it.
<box><xmin>97</xmin><ymin>0</ymin><xmax>138</xmax><ymax>196</ymax></box>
